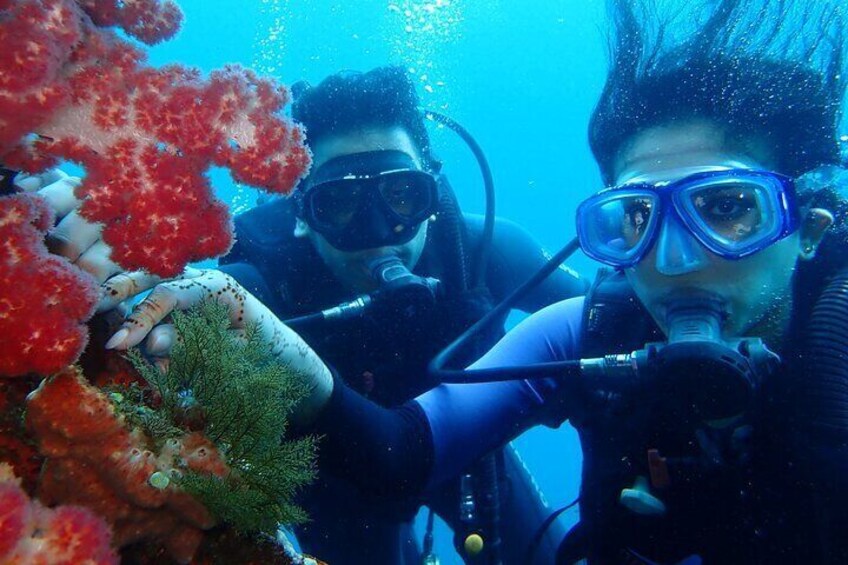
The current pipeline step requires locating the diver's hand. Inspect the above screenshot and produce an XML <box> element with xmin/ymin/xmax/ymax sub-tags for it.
<box><xmin>15</xmin><ymin>169</ymin><xmax>122</xmax><ymax>284</ymax></box>
<box><xmin>102</xmin><ymin>268</ymin><xmax>334</xmax><ymax>425</ymax></box>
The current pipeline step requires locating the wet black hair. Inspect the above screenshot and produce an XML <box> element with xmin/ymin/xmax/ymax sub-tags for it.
<box><xmin>291</xmin><ymin>66</ymin><xmax>436</xmax><ymax>171</ymax></box>
<box><xmin>589</xmin><ymin>0</ymin><xmax>847</xmax><ymax>186</ymax></box>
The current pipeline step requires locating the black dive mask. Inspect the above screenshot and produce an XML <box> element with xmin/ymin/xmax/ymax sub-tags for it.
<box><xmin>299</xmin><ymin>150</ymin><xmax>440</xmax><ymax>252</ymax></box>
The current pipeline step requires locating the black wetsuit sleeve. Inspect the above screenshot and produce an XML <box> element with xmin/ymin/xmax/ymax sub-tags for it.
<box><xmin>309</xmin><ymin>374</ymin><xmax>434</xmax><ymax>496</ymax></box>
<box><xmin>216</xmin><ymin>261</ymin><xmax>278</xmax><ymax>309</ymax></box>
<box><xmin>464</xmin><ymin>214</ymin><xmax>589</xmax><ymax>311</ymax></box>
<box><xmin>216</xmin><ymin>226</ymin><xmax>282</xmax><ymax>312</ymax></box>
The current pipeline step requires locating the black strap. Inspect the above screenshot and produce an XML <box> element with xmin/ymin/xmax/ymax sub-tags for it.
<box><xmin>554</xmin><ymin>519</ymin><xmax>589</xmax><ymax>565</ymax></box>
<box><xmin>579</xmin><ymin>267</ymin><xmax>661</xmax><ymax>358</ymax></box>
<box><xmin>524</xmin><ymin>497</ymin><xmax>579</xmax><ymax>564</ymax></box>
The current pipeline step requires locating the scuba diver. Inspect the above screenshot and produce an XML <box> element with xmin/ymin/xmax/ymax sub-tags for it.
<box><xmin>91</xmin><ymin>65</ymin><xmax>588</xmax><ymax>564</ymax></box>
<box><xmin>98</xmin><ymin>1</ymin><xmax>848</xmax><ymax>563</ymax></box>
<box><xmin>215</xmin><ymin>66</ymin><xmax>588</xmax><ymax>564</ymax></box>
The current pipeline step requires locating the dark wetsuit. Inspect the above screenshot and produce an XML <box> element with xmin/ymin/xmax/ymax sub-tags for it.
<box><xmin>311</xmin><ymin>270</ymin><xmax>848</xmax><ymax>564</ymax></box>
<box><xmin>218</xmin><ymin>196</ymin><xmax>588</xmax><ymax>564</ymax></box>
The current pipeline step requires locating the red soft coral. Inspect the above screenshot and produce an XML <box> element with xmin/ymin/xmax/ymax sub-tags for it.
<box><xmin>0</xmin><ymin>463</ymin><xmax>119</xmax><ymax>565</ymax></box>
<box><xmin>0</xmin><ymin>194</ymin><xmax>99</xmax><ymax>377</ymax></box>
<box><xmin>0</xmin><ymin>1</ymin><xmax>310</xmax><ymax>277</ymax></box>
<box><xmin>77</xmin><ymin>0</ymin><xmax>182</xmax><ymax>45</ymax></box>
<box><xmin>25</xmin><ymin>367</ymin><xmax>232</xmax><ymax>563</ymax></box>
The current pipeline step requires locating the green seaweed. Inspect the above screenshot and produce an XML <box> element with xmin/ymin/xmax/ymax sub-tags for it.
<box><xmin>126</xmin><ymin>300</ymin><xmax>317</xmax><ymax>534</ymax></box>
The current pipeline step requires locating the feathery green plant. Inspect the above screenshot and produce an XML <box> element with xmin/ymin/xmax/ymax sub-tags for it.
<box><xmin>126</xmin><ymin>300</ymin><xmax>317</xmax><ymax>534</ymax></box>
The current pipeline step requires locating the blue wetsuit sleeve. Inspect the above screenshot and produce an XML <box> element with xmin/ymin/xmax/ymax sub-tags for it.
<box><xmin>417</xmin><ymin>297</ymin><xmax>584</xmax><ymax>487</ymax></box>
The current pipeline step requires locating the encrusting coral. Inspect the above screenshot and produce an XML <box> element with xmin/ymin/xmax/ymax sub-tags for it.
<box><xmin>23</xmin><ymin>301</ymin><xmax>317</xmax><ymax>563</ymax></box>
<box><xmin>26</xmin><ymin>366</ymin><xmax>221</xmax><ymax>563</ymax></box>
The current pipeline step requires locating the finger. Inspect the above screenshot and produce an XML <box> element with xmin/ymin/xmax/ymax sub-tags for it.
<box><xmin>99</xmin><ymin>271</ymin><xmax>166</xmax><ymax>312</ymax></box>
<box><xmin>37</xmin><ymin>176</ymin><xmax>82</xmax><ymax>219</ymax></box>
<box><xmin>46</xmin><ymin>210</ymin><xmax>102</xmax><ymax>262</ymax></box>
<box><xmin>144</xmin><ymin>324</ymin><xmax>177</xmax><ymax>357</ymax></box>
<box><xmin>77</xmin><ymin>241</ymin><xmax>122</xmax><ymax>285</ymax></box>
<box><xmin>116</xmin><ymin>276</ymin><xmax>219</xmax><ymax>349</ymax></box>
<box><xmin>107</xmin><ymin>284</ymin><xmax>181</xmax><ymax>350</ymax></box>
<box><xmin>99</xmin><ymin>267</ymin><xmax>205</xmax><ymax>312</ymax></box>
<box><xmin>13</xmin><ymin>169</ymin><xmax>69</xmax><ymax>193</ymax></box>
<box><xmin>105</xmin><ymin>270</ymin><xmax>241</xmax><ymax>350</ymax></box>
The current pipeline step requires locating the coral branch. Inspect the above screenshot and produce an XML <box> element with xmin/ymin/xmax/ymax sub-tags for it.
<box><xmin>77</xmin><ymin>0</ymin><xmax>183</xmax><ymax>45</ymax></box>
<box><xmin>0</xmin><ymin>0</ymin><xmax>311</xmax><ymax>277</ymax></box>
<box><xmin>0</xmin><ymin>194</ymin><xmax>99</xmax><ymax>377</ymax></box>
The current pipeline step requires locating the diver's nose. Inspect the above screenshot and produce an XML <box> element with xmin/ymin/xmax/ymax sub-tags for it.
<box><xmin>654</xmin><ymin>211</ymin><xmax>710</xmax><ymax>276</ymax></box>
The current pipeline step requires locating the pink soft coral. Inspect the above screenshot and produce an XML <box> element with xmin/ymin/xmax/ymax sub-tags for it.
<box><xmin>0</xmin><ymin>194</ymin><xmax>99</xmax><ymax>377</ymax></box>
<box><xmin>0</xmin><ymin>0</ymin><xmax>310</xmax><ymax>277</ymax></box>
<box><xmin>0</xmin><ymin>463</ymin><xmax>119</xmax><ymax>565</ymax></box>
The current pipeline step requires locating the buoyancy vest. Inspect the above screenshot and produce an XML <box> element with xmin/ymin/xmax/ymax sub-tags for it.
<box><xmin>560</xmin><ymin>267</ymin><xmax>848</xmax><ymax>564</ymax></box>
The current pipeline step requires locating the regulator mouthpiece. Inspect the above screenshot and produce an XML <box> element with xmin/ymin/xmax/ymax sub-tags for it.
<box><xmin>368</xmin><ymin>256</ymin><xmax>441</xmax><ymax>310</ymax></box>
<box><xmin>663</xmin><ymin>291</ymin><xmax>726</xmax><ymax>344</ymax></box>
<box><xmin>657</xmin><ymin>292</ymin><xmax>759</xmax><ymax>420</ymax></box>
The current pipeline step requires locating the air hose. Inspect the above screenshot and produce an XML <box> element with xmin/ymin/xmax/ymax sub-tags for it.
<box><xmin>799</xmin><ymin>267</ymin><xmax>848</xmax><ymax>436</ymax></box>
<box><xmin>423</xmin><ymin>110</ymin><xmax>495</xmax><ymax>290</ymax></box>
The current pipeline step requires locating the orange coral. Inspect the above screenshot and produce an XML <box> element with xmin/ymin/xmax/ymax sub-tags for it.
<box><xmin>25</xmin><ymin>367</ymin><xmax>232</xmax><ymax>563</ymax></box>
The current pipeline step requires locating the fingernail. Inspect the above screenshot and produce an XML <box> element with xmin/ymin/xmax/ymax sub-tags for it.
<box><xmin>105</xmin><ymin>328</ymin><xmax>129</xmax><ymax>350</ymax></box>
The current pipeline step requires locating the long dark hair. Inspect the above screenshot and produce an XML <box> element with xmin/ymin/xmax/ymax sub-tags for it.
<box><xmin>589</xmin><ymin>0</ymin><xmax>846</xmax><ymax>185</ymax></box>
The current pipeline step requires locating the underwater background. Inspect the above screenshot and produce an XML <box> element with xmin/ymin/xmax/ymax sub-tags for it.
<box><xmin>148</xmin><ymin>1</ymin><xmax>607</xmax><ymax>562</ymax></box>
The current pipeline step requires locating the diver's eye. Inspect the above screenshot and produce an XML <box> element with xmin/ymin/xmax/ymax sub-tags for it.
<box><xmin>697</xmin><ymin>190</ymin><xmax>756</xmax><ymax>223</ymax></box>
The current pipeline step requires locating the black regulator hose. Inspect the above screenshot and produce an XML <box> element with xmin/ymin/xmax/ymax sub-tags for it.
<box><xmin>800</xmin><ymin>267</ymin><xmax>848</xmax><ymax>436</ymax></box>
<box><xmin>429</xmin><ymin>237</ymin><xmax>582</xmax><ymax>383</ymax></box>
<box><xmin>424</xmin><ymin>109</ymin><xmax>495</xmax><ymax>290</ymax></box>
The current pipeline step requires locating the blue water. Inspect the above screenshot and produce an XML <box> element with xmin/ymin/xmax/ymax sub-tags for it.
<box><xmin>146</xmin><ymin>1</ymin><xmax>609</xmax><ymax>561</ymax></box>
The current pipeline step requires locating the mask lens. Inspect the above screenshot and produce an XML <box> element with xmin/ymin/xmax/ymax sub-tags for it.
<box><xmin>378</xmin><ymin>172</ymin><xmax>436</xmax><ymax>220</ymax></box>
<box><xmin>580</xmin><ymin>191</ymin><xmax>658</xmax><ymax>265</ymax></box>
<box><xmin>683</xmin><ymin>180</ymin><xmax>777</xmax><ymax>250</ymax></box>
<box><xmin>309</xmin><ymin>180</ymin><xmax>365</xmax><ymax>230</ymax></box>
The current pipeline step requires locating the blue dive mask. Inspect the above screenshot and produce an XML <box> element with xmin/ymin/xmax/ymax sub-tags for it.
<box><xmin>299</xmin><ymin>150</ymin><xmax>440</xmax><ymax>252</ymax></box>
<box><xmin>576</xmin><ymin>169</ymin><xmax>800</xmax><ymax>269</ymax></box>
